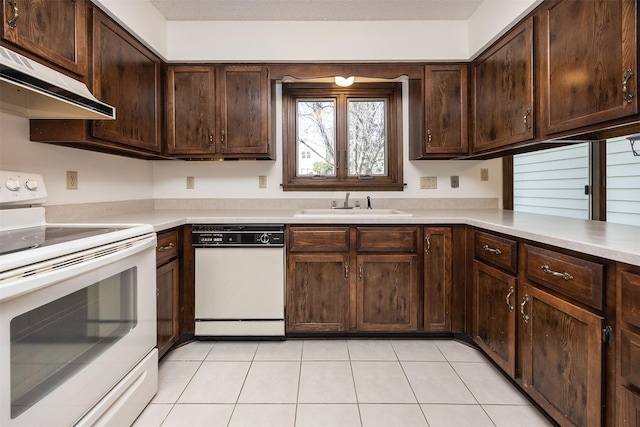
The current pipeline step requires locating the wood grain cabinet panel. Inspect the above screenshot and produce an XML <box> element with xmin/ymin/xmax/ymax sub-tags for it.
<box><xmin>472</xmin><ymin>17</ymin><xmax>534</xmax><ymax>153</ymax></box>
<box><xmin>356</xmin><ymin>253</ymin><xmax>419</xmax><ymax>332</ymax></box>
<box><xmin>472</xmin><ymin>260</ymin><xmax>517</xmax><ymax>377</ymax></box>
<box><xmin>167</xmin><ymin>66</ymin><xmax>216</xmax><ymax>156</ymax></box>
<box><xmin>409</xmin><ymin>65</ymin><xmax>468</xmax><ymax>158</ymax></box>
<box><xmin>621</xmin><ymin>270</ymin><xmax>640</xmax><ymax>329</ymax></box>
<box><xmin>1</xmin><ymin>0</ymin><xmax>88</xmax><ymax>76</ymax></box>
<box><xmin>523</xmin><ymin>244</ymin><xmax>604</xmax><ymax>310</ymax></box>
<box><xmin>519</xmin><ymin>283</ymin><xmax>604</xmax><ymax>427</ymax></box>
<box><xmin>286</xmin><ymin>253</ymin><xmax>350</xmax><ymax>332</ymax></box>
<box><xmin>474</xmin><ymin>230</ymin><xmax>517</xmax><ymax>273</ymax></box>
<box><xmin>423</xmin><ymin>227</ymin><xmax>452</xmax><ymax>331</ymax></box>
<box><xmin>288</xmin><ymin>227</ymin><xmax>350</xmax><ymax>252</ymax></box>
<box><xmin>538</xmin><ymin>0</ymin><xmax>638</xmax><ymax>135</ymax></box>
<box><xmin>617</xmin><ymin>266</ymin><xmax>640</xmax><ymax>426</ymax></box>
<box><xmin>356</xmin><ymin>226</ymin><xmax>418</xmax><ymax>253</ymax></box>
<box><xmin>618</xmin><ymin>385</ymin><xmax>640</xmax><ymax>427</ymax></box>
<box><xmin>156</xmin><ymin>259</ymin><xmax>179</xmax><ymax>359</ymax></box>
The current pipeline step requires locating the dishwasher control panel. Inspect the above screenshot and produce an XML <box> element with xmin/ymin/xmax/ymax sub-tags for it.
<box><xmin>192</xmin><ymin>224</ymin><xmax>285</xmax><ymax>247</ymax></box>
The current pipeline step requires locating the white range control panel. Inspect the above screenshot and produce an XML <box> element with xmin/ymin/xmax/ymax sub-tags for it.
<box><xmin>0</xmin><ymin>170</ymin><xmax>47</xmax><ymax>206</ymax></box>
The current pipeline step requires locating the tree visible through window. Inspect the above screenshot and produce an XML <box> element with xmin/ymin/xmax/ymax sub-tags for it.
<box><xmin>283</xmin><ymin>83</ymin><xmax>403</xmax><ymax>191</ymax></box>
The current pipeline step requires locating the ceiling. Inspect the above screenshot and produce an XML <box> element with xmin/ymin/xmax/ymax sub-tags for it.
<box><xmin>148</xmin><ymin>0</ymin><xmax>485</xmax><ymax>21</ymax></box>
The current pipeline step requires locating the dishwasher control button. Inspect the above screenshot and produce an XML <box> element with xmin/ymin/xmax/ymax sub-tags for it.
<box><xmin>259</xmin><ymin>233</ymin><xmax>271</xmax><ymax>244</ymax></box>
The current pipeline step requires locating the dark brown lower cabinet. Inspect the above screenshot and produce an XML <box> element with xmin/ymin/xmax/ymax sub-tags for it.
<box><xmin>423</xmin><ymin>227</ymin><xmax>453</xmax><ymax>331</ymax></box>
<box><xmin>617</xmin><ymin>267</ymin><xmax>640</xmax><ymax>426</ymax></box>
<box><xmin>286</xmin><ymin>253</ymin><xmax>350</xmax><ymax>332</ymax></box>
<box><xmin>356</xmin><ymin>254</ymin><xmax>419</xmax><ymax>332</ymax></box>
<box><xmin>472</xmin><ymin>260</ymin><xmax>517</xmax><ymax>377</ymax></box>
<box><xmin>519</xmin><ymin>283</ymin><xmax>604</xmax><ymax>427</ymax></box>
<box><xmin>156</xmin><ymin>259</ymin><xmax>180</xmax><ymax>358</ymax></box>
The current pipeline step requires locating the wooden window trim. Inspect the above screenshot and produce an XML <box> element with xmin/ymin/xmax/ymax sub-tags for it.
<box><xmin>282</xmin><ymin>83</ymin><xmax>404</xmax><ymax>191</ymax></box>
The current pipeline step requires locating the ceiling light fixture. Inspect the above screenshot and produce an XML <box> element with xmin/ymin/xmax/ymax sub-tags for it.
<box><xmin>335</xmin><ymin>76</ymin><xmax>355</xmax><ymax>87</ymax></box>
<box><xmin>627</xmin><ymin>133</ymin><xmax>640</xmax><ymax>156</ymax></box>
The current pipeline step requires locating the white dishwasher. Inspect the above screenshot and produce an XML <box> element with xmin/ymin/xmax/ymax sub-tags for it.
<box><xmin>192</xmin><ymin>224</ymin><xmax>285</xmax><ymax>338</ymax></box>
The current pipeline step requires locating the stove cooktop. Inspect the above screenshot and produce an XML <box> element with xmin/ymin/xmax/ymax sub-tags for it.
<box><xmin>0</xmin><ymin>225</ymin><xmax>128</xmax><ymax>256</ymax></box>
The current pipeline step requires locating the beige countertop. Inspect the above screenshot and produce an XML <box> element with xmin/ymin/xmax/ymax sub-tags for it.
<box><xmin>70</xmin><ymin>208</ymin><xmax>640</xmax><ymax>266</ymax></box>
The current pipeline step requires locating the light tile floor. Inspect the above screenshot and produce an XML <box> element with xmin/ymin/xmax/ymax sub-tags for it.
<box><xmin>133</xmin><ymin>339</ymin><xmax>554</xmax><ymax>427</ymax></box>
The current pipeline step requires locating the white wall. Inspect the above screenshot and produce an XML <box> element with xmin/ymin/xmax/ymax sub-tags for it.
<box><xmin>0</xmin><ymin>113</ymin><xmax>154</xmax><ymax>205</ymax></box>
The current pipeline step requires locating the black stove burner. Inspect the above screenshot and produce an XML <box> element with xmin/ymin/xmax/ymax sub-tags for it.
<box><xmin>0</xmin><ymin>226</ymin><xmax>127</xmax><ymax>256</ymax></box>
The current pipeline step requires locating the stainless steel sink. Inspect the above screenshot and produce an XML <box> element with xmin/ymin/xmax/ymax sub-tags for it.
<box><xmin>294</xmin><ymin>208</ymin><xmax>412</xmax><ymax>217</ymax></box>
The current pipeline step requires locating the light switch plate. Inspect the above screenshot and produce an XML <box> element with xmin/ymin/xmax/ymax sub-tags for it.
<box><xmin>259</xmin><ymin>176</ymin><xmax>267</xmax><ymax>188</ymax></box>
<box><xmin>450</xmin><ymin>176</ymin><xmax>459</xmax><ymax>188</ymax></box>
<box><xmin>66</xmin><ymin>171</ymin><xmax>78</xmax><ymax>190</ymax></box>
<box><xmin>481</xmin><ymin>168</ymin><xmax>489</xmax><ymax>181</ymax></box>
<box><xmin>186</xmin><ymin>176</ymin><xmax>195</xmax><ymax>189</ymax></box>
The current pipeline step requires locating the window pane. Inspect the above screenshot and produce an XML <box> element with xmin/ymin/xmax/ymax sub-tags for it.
<box><xmin>296</xmin><ymin>100</ymin><xmax>336</xmax><ymax>176</ymax></box>
<box><xmin>513</xmin><ymin>143</ymin><xmax>590</xmax><ymax>219</ymax></box>
<box><xmin>606</xmin><ymin>136</ymin><xmax>640</xmax><ymax>226</ymax></box>
<box><xmin>348</xmin><ymin>99</ymin><xmax>386</xmax><ymax>176</ymax></box>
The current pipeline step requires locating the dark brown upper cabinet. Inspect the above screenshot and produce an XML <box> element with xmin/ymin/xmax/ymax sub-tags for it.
<box><xmin>410</xmin><ymin>65</ymin><xmax>468</xmax><ymax>159</ymax></box>
<box><xmin>472</xmin><ymin>17</ymin><xmax>534</xmax><ymax>154</ymax></box>
<box><xmin>217</xmin><ymin>65</ymin><xmax>272</xmax><ymax>158</ymax></box>
<box><xmin>166</xmin><ymin>65</ymin><xmax>217</xmax><ymax>157</ymax></box>
<box><xmin>1</xmin><ymin>0</ymin><xmax>88</xmax><ymax>77</ymax></box>
<box><xmin>538</xmin><ymin>0</ymin><xmax>638</xmax><ymax>135</ymax></box>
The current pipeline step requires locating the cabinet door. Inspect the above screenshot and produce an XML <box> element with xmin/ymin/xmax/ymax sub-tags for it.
<box><xmin>422</xmin><ymin>65</ymin><xmax>468</xmax><ymax>156</ymax></box>
<box><xmin>286</xmin><ymin>253</ymin><xmax>350</xmax><ymax>332</ymax></box>
<box><xmin>539</xmin><ymin>0</ymin><xmax>638</xmax><ymax>134</ymax></box>
<box><xmin>472</xmin><ymin>261</ymin><xmax>517</xmax><ymax>377</ymax></box>
<box><xmin>618</xmin><ymin>385</ymin><xmax>640</xmax><ymax>427</ymax></box>
<box><xmin>157</xmin><ymin>259</ymin><xmax>180</xmax><ymax>359</ymax></box>
<box><xmin>218</xmin><ymin>65</ymin><xmax>271</xmax><ymax>157</ymax></box>
<box><xmin>472</xmin><ymin>17</ymin><xmax>534</xmax><ymax>153</ymax></box>
<box><xmin>167</xmin><ymin>66</ymin><xmax>216</xmax><ymax>156</ymax></box>
<box><xmin>356</xmin><ymin>254</ymin><xmax>418</xmax><ymax>332</ymax></box>
<box><xmin>1</xmin><ymin>0</ymin><xmax>87</xmax><ymax>76</ymax></box>
<box><xmin>91</xmin><ymin>9</ymin><xmax>162</xmax><ymax>153</ymax></box>
<box><xmin>423</xmin><ymin>227</ymin><xmax>452</xmax><ymax>331</ymax></box>
<box><xmin>519</xmin><ymin>283</ymin><xmax>604</xmax><ymax>427</ymax></box>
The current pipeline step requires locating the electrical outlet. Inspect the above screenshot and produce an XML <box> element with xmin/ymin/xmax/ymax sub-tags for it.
<box><xmin>481</xmin><ymin>168</ymin><xmax>489</xmax><ymax>181</ymax></box>
<box><xmin>259</xmin><ymin>176</ymin><xmax>267</xmax><ymax>188</ymax></box>
<box><xmin>450</xmin><ymin>176</ymin><xmax>459</xmax><ymax>188</ymax></box>
<box><xmin>186</xmin><ymin>176</ymin><xmax>195</xmax><ymax>189</ymax></box>
<box><xmin>66</xmin><ymin>171</ymin><xmax>78</xmax><ymax>190</ymax></box>
<box><xmin>420</xmin><ymin>176</ymin><xmax>437</xmax><ymax>189</ymax></box>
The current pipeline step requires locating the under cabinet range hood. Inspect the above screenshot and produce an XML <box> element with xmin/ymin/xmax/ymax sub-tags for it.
<box><xmin>0</xmin><ymin>46</ymin><xmax>115</xmax><ymax>120</ymax></box>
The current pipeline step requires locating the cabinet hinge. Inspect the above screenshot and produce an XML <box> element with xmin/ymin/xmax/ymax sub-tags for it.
<box><xmin>602</xmin><ymin>326</ymin><xmax>613</xmax><ymax>344</ymax></box>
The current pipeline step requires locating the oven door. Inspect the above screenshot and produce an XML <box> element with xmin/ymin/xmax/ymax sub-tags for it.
<box><xmin>0</xmin><ymin>234</ymin><xmax>157</xmax><ymax>427</ymax></box>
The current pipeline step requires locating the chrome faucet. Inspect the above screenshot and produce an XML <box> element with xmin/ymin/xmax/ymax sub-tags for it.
<box><xmin>343</xmin><ymin>192</ymin><xmax>350</xmax><ymax>208</ymax></box>
<box><xmin>367</xmin><ymin>196</ymin><xmax>372</xmax><ymax>209</ymax></box>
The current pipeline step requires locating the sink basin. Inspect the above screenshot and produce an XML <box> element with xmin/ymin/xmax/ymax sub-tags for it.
<box><xmin>294</xmin><ymin>209</ymin><xmax>413</xmax><ymax>217</ymax></box>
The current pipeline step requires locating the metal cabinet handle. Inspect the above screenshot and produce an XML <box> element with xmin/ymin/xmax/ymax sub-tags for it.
<box><xmin>523</xmin><ymin>108</ymin><xmax>531</xmax><ymax>130</ymax></box>
<box><xmin>541</xmin><ymin>265</ymin><xmax>573</xmax><ymax>281</ymax></box>
<box><xmin>506</xmin><ymin>286</ymin><xmax>515</xmax><ymax>312</ymax></box>
<box><xmin>483</xmin><ymin>244</ymin><xmax>502</xmax><ymax>255</ymax></box>
<box><xmin>358</xmin><ymin>264</ymin><xmax>363</xmax><ymax>282</ymax></box>
<box><xmin>344</xmin><ymin>263</ymin><xmax>349</xmax><ymax>280</ymax></box>
<box><xmin>623</xmin><ymin>69</ymin><xmax>635</xmax><ymax>103</ymax></box>
<box><xmin>426</xmin><ymin>130</ymin><xmax>432</xmax><ymax>147</ymax></box>
<box><xmin>7</xmin><ymin>0</ymin><xmax>18</xmax><ymax>29</ymax></box>
<box><xmin>425</xmin><ymin>235</ymin><xmax>431</xmax><ymax>254</ymax></box>
<box><xmin>520</xmin><ymin>295</ymin><xmax>530</xmax><ymax>323</ymax></box>
<box><xmin>208</xmin><ymin>132</ymin><xmax>214</xmax><ymax>143</ymax></box>
<box><xmin>157</xmin><ymin>242</ymin><xmax>175</xmax><ymax>252</ymax></box>
<box><xmin>221</xmin><ymin>130</ymin><xmax>226</xmax><ymax>146</ymax></box>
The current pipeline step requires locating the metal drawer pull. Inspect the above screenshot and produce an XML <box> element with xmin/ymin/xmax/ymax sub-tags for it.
<box><xmin>506</xmin><ymin>286</ymin><xmax>515</xmax><ymax>312</ymax></box>
<box><xmin>344</xmin><ymin>263</ymin><xmax>349</xmax><ymax>280</ymax></box>
<box><xmin>483</xmin><ymin>244</ymin><xmax>502</xmax><ymax>255</ymax></box>
<box><xmin>425</xmin><ymin>235</ymin><xmax>431</xmax><ymax>254</ymax></box>
<box><xmin>623</xmin><ymin>69</ymin><xmax>635</xmax><ymax>103</ymax></box>
<box><xmin>158</xmin><ymin>242</ymin><xmax>175</xmax><ymax>252</ymax></box>
<box><xmin>7</xmin><ymin>0</ymin><xmax>18</xmax><ymax>29</ymax></box>
<box><xmin>520</xmin><ymin>295</ymin><xmax>530</xmax><ymax>323</ymax></box>
<box><xmin>541</xmin><ymin>265</ymin><xmax>573</xmax><ymax>281</ymax></box>
<box><xmin>358</xmin><ymin>264</ymin><xmax>363</xmax><ymax>282</ymax></box>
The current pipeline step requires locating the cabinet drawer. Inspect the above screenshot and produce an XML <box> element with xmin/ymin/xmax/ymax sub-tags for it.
<box><xmin>356</xmin><ymin>227</ymin><xmax>418</xmax><ymax>253</ymax></box>
<box><xmin>621</xmin><ymin>271</ymin><xmax>640</xmax><ymax>329</ymax></box>
<box><xmin>620</xmin><ymin>328</ymin><xmax>640</xmax><ymax>390</ymax></box>
<box><xmin>523</xmin><ymin>244</ymin><xmax>603</xmax><ymax>310</ymax></box>
<box><xmin>288</xmin><ymin>227</ymin><xmax>350</xmax><ymax>252</ymax></box>
<box><xmin>474</xmin><ymin>231</ymin><xmax>517</xmax><ymax>273</ymax></box>
<box><xmin>156</xmin><ymin>229</ymin><xmax>178</xmax><ymax>265</ymax></box>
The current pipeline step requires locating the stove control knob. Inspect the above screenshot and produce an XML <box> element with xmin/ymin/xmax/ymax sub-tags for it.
<box><xmin>5</xmin><ymin>178</ymin><xmax>20</xmax><ymax>191</ymax></box>
<box><xmin>25</xmin><ymin>179</ymin><xmax>39</xmax><ymax>191</ymax></box>
<box><xmin>259</xmin><ymin>233</ymin><xmax>270</xmax><ymax>244</ymax></box>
